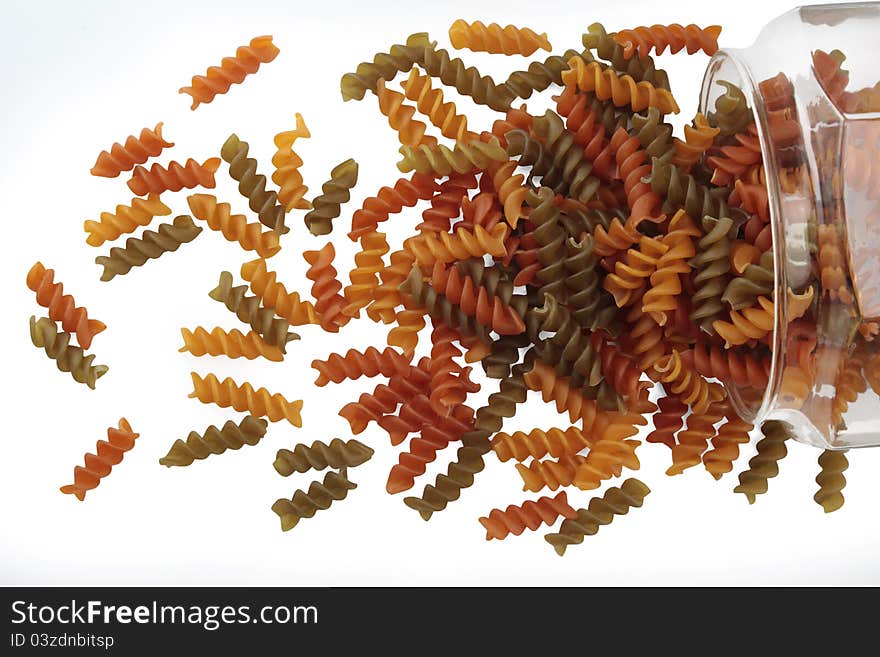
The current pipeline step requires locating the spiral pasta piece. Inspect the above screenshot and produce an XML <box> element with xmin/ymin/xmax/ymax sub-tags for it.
<box><xmin>84</xmin><ymin>194</ymin><xmax>172</xmax><ymax>248</ymax></box>
<box><xmin>343</xmin><ymin>231</ymin><xmax>390</xmax><ymax>318</ymax></box>
<box><xmin>179</xmin><ymin>35</ymin><xmax>279</xmax><ymax>109</ymax></box>
<box><xmin>60</xmin><ymin>418</ymin><xmax>138</xmax><ymax>501</ymax></box>
<box><xmin>691</xmin><ymin>215</ymin><xmax>734</xmax><ymax>333</ymax></box>
<box><xmin>408</xmin><ymin>223</ymin><xmax>509</xmax><ymax>266</ymax></box>
<box><xmin>271</xmin><ymin>112</ymin><xmax>311</xmax><ymax>211</ymax></box>
<box><xmin>629</xmin><ymin>106</ymin><xmax>675</xmax><ymax>164</ymax></box>
<box><xmin>208</xmin><ymin>271</ymin><xmax>298</xmax><ymax>351</ymax></box>
<box><xmin>613</xmin><ymin>24</ymin><xmax>721</xmax><ymax>60</ymax></box>
<box><xmin>692</xmin><ymin>342</ymin><xmax>771</xmax><ymax>389</ymax></box>
<box><xmin>642</xmin><ymin>211</ymin><xmax>699</xmax><ymax>324</ymax></box>
<box><xmin>238</xmin><ymin>258</ymin><xmax>317</xmax><ymax>326</ymax></box>
<box><xmin>272</xmin><ymin>469</ymin><xmax>357</xmax><ymax>532</ymax></box>
<box><xmin>304</xmin><ymin>243</ymin><xmax>351</xmax><ymax>332</ymax></box>
<box><xmin>26</xmin><ymin>262</ymin><xmax>106</xmax><ymax>349</ymax></box>
<box><xmin>91</xmin><ymin>123</ymin><xmax>174</xmax><ymax>178</ymax></box>
<box><xmin>312</xmin><ymin>347</ymin><xmax>413</xmax><ymax>386</ymax></box>
<box><xmin>401</xmin><ymin>68</ymin><xmax>475</xmax><ymax>142</ymax></box>
<box><xmin>480</xmin><ymin>491</ymin><xmax>577</xmax><ymax>540</ymax></box>
<box><xmin>648</xmin><ymin>158</ymin><xmax>729</xmax><ymax>220</ymax></box>
<box><xmin>188</xmin><ymin>372</ymin><xmax>303</xmax><ymax>426</ymax></box>
<box><xmin>666</xmin><ymin>395</ymin><xmax>726</xmax><ymax>475</ymax></box>
<box><xmin>734</xmin><ymin>420</ymin><xmax>791</xmax><ymax>503</ymax></box>
<box><xmin>127</xmin><ymin>158</ymin><xmax>220</xmax><ymax>196</ymax></box>
<box><xmin>544</xmin><ymin>478</ymin><xmax>651</xmax><ymax>555</ymax></box>
<box><xmin>703</xmin><ymin>416</ymin><xmax>754</xmax><ymax>480</ymax></box>
<box><xmin>186</xmin><ymin>194</ymin><xmax>280</xmax><ymax>258</ymax></box>
<box><xmin>179</xmin><ymin>327</ymin><xmax>286</xmax><ymax>362</ymax></box>
<box><xmin>303</xmin><ymin>158</ymin><xmax>359</xmax><ymax>236</ymax></box>
<box><xmin>29</xmin><ymin>316</ymin><xmax>108</xmax><ymax>389</ymax></box>
<box><xmin>562</xmin><ymin>58</ymin><xmax>680</xmax><ymax>115</ymax></box>
<box><xmin>376</xmin><ymin>79</ymin><xmax>437</xmax><ymax>147</ymax></box>
<box><xmin>414</xmin><ymin>44</ymin><xmax>516</xmax><ymax>112</ymax></box>
<box><xmin>350</xmin><ymin>173</ymin><xmax>438</xmax><ymax>239</ymax></box>
<box><xmin>646</xmin><ymin>395</ymin><xmax>687</xmax><ymax>447</ymax></box>
<box><xmin>814</xmin><ymin>449</ymin><xmax>849</xmax><ymax>513</ymax></box>
<box><xmin>95</xmin><ymin>215</ymin><xmax>202</xmax><ymax>281</ymax></box>
<box><xmin>564</xmin><ymin>235</ymin><xmax>618</xmax><ymax>332</ymax></box>
<box><xmin>274</xmin><ymin>439</ymin><xmax>374</xmax><ymax>477</ymax></box>
<box><xmin>159</xmin><ymin>416</ymin><xmax>268</xmax><ymax>467</ymax></box>
<box><xmin>708</xmin><ymin>81</ymin><xmax>752</xmax><ymax>136</ymax></box>
<box><xmin>652</xmin><ymin>350</ymin><xmax>721</xmax><ymax>414</ymax></box>
<box><xmin>448</xmin><ymin>19</ymin><xmax>551</xmax><ymax>56</ymax></box>
<box><xmin>713</xmin><ymin>296</ymin><xmax>774</xmax><ymax>347</ymax></box>
<box><xmin>604</xmin><ymin>236</ymin><xmax>667</xmax><ymax>308</ymax></box>
<box><xmin>673</xmin><ymin>113</ymin><xmax>720</xmax><ymax>170</ymax></box>
<box><xmin>398</xmin><ymin>136</ymin><xmax>507</xmax><ymax>175</ymax></box>
<box><xmin>491</xmin><ymin>427</ymin><xmax>589</xmax><ymax>462</ymax></box>
<box><xmin>220</xmin><ymin>134</ymin><xmax>287</xmax><ymax>234</ymax></box>
<box><xmin>340</xmin><ymin>33</ymin><xmax>435</xmax><ymax>102</ymax></box>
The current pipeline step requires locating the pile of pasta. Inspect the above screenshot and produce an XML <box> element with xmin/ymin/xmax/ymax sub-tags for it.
<box><xmin>28</xmin><ymin>22</ymin><xmax>880</xmax><ymax>553</ymax></box>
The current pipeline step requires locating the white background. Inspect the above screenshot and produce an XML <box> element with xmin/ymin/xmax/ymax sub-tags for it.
<box><xmin>2</xmin><ymin>0</ymin><xmax>877</xmax><ymax>586</ymax></box>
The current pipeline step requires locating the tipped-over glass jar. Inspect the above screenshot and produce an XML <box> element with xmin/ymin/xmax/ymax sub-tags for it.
<box><xmin>699</xmin><ymin>2</ymin><xmax>880</xmax><ymax>449</ymax></box>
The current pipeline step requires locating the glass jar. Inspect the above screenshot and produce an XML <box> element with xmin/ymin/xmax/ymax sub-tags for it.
<box><xmin>699</xmin><ymin>2</ymin><xmax>880</xmax><ymax>449</ymax></box>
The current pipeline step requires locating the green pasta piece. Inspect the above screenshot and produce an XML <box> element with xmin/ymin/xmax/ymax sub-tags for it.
<box><xmin>303</xmin><ymin>158</ymin><xmax>359</xmax><ymax>236</ymax></box>
<box><xmin>95</xmin><ymin>215</ymin><xmax>202</xmax><ymax>281</ymax></box>
<box><xmin>273</xmin><ymin>438</ymin><xmax>374</xmax><ymax>476</ymax></box>
<box><xmin>734</xmin><ymin>420</ymin><xmax>791</xmax><ymax>503</ymax></box>
<box><xmin>532</xmin><ymin>109</ymin><xmax>601</xmax><ymax>203</ymax></box>
<box><xmin>563</xmin><ymin>235</ymin><xmax>619</xmax><ymax>333</ymax></box>
<box><xmin>708</xmin><ymin>81</ymin><xmax>753</xmax><ymax>137</ymax></box>
<box><xmin>647</xmin><ymin>157</ymin><xmax>731</xmax><ymax>220</ymax></box>
<box><xmin>691</xmin><ymin>215</ymin><xmax>734</xmax><ymax>333</ymax></box>
<box><xmin>220</xmin><ymin>134</ymin><xmax>288</xmax><ymax>235</ymax></box>
<box><xmin>29</xmin><ymin>316</ymin><xmax>108</xmax><ymax>389</ymax></box>
<box><xmin>209</xmin><ymin>271</ymin><xmax>299</xmax><ymax>351</ymax></box>
<box><xmin>526</xmin><ymin>187</ymin><xmax>568</xmax><ymax>303</ymax></box>
<box><xmin>722</xmin><ymin>250</ymin><xmax>774</xmax><ymax>310</ymax></box>
<box><xmin>631</xmin><ymin>107</ymin><xmax>676</xmax><ymax>162</ymax></box>
<box><xmin>272</xmin><ymin>468</ymin><xmax>357</xmax><ymax>532</ymax></box>
<box><xmin>545</xmin><ymin>478</ymin><xmax>651</xmax><ymax>556</ymax></box>
<box><xmin>159</xmin><ymin>416</ymin><xmax>268</xmax><ymax>467</ymax></box>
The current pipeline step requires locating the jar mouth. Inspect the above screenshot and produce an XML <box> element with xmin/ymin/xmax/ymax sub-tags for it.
<box><xmin>699</xmin><ymin>49</ymin><xmax>786</xmax><ymax>427</ymax></box>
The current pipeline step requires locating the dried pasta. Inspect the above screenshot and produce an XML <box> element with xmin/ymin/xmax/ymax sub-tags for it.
<box><xmin>29</xmin><ymin>316</ymin><xmax>108</xmax><ymax>389</ymax></box>
<box><xmin>180</xmin><ymin>35</ymin><xmax>279</xmax><ymax>110</ymax></box>
<box><xmin>160</xmin><ymin>416</ymin><xmax>268</xmax><ymax>467</ymax></box>
<box><xmin>60</xmin><ymin>419</ymin><xmax>138</xmax><ymax>501</ymax></box>
<box><xmin>188</xmin><ymin>372</ymin><xmax>303</xmax><ymax>426</ymax></box>
<box><xmin>91</xmin><ymin>123</ymin><xmax>174</xmax><ymax>178</ymax></box>
<box><xmin>95</xmin><ymin>215</ymin><xmax>202</xmax><ymax>281</ymax></box>
<box><xmin>303</xmin><ymin>159</ymin><xmax>359</xmax><ymax>236</ymax></box>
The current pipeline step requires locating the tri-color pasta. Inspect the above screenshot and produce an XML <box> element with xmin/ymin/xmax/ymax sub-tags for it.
<box><xmin>31</xmin><ymin>19</ymin><xmax>879</xmax><ymax>550</ymax></box>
